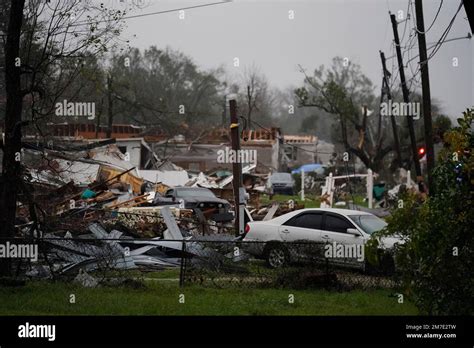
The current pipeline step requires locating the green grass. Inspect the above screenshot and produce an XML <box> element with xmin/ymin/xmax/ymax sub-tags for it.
<box><xmin>0</xmin><ymin>280</ymin><xmax>418</xmax><ymax>316</ymax></box>
<box><xmin>352</xmin><ymin>195</ymin><xmax>369</xmax><ymax>208</ymax></box>
<box><xmin>99</xmin><ymin>268</ymin><xmax>181</xmax><ymax>280</ymax></box>
<box><xmin>260</xmin><ymin>194</ymin><xmax>370</xmax><ymax>209</ymax></box>
<box><xmin>260</xmin><ymin>194</ymin><xmax>321</xmax><ymax>208</ymax></box>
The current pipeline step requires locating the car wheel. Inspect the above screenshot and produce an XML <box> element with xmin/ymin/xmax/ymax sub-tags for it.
<box><xmin>265</xmin><ymin>244</ymin><xmax>289</xmax><ymax>268</ymax></box>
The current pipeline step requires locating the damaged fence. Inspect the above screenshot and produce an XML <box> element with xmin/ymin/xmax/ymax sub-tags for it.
<box><xmin>1</xmin><ymin>229</ymin><xmax>399</xmax><ymax>291</ymax></box>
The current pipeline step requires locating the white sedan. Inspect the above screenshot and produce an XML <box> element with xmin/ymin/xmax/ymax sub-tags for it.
<box><xmin>242</xmin><ymin>208</ymin><xmax>400</xmax><ymax>270</ymax></box>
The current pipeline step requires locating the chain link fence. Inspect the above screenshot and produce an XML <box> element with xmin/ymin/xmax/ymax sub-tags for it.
<box><xmin>180</xmin><ymin>240</ymin><xmax>400</xmax><ymax>290</ymax></box>
<box><xmin>1</xmin><ymin>235</ymin><xmax>399</xmax><ymax>291</ymax></box>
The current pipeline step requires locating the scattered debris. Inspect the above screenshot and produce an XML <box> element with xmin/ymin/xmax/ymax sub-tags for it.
<box><xmin>74</xmin><ymin>269</ymin><xmax>99</xmax><ymax>288</ymax></box>
<box><xmin>263</xmin><ymin>202</ymin><xmax>280</xmax><ymax>221</ymax></box>
<box><xmin>8</xmin><ymin>135</ymin><xmax>411</xmax><ymax>281</ymax></box>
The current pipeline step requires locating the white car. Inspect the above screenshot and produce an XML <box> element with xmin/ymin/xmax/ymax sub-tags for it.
<box><xmin>242</xmin><ymin>208</ymin><xmax>401</xmax><ymax>271</ymax></box>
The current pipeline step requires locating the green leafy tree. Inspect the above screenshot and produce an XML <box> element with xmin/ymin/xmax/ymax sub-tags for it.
<box><xmin>369</xmin><ymin>109</ymin><xmax>473</xmax><ymax>314</ymax></box>
<box><xmin>433</xmin><ymin>114</ymin><xmax>452</xmax><ymax>143</ymax></box>
<box><xmin>106</xmin><ymin>47</ymin><xmax>224</xmax><ymax>135</ymax></box>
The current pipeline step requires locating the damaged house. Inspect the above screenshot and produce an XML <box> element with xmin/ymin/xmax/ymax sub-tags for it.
<box><xmin>151</xmin><ymin>127</ymin><xmax>283</xmax><ymax>173</ymax></box>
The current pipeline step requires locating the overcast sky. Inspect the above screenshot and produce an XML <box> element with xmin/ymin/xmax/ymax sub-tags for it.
<box><xmin>121</xmin><ymin>0</ymin><xmax>473</xmax><ymax>119</ymax></box>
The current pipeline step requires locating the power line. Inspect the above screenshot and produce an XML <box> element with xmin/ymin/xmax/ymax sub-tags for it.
<box><xmin>20</xmin><ymin>1</ymin><xmax>233</xmax><ymax>33</ymax></box>
<box><xmin>385</xmin><ymin>0</ymin><xmax>468</xmax><ymax>94</ymax></box>
<box><xmin>404</xmin><ymin>33</ymin><xmax>470</xmax><ymax>66</ymax></box>
<box><xmin>67</xmin><ymin>0</ymin><xmax>232</xmax><ymax>28</ymax></box>
<box><xmin>415</xmin><ymin>0</ymin><xmax>443</xmax><ymax>34</ymax></box>
<box><xmin>424</xmin><ymin>1</ymin><xmax>463</xmax><ymax>62</ymax></box>
<box><xmin>400</xmin><ymin>1</ymin><xmax>412</xmax><ymax>43</ymax></box>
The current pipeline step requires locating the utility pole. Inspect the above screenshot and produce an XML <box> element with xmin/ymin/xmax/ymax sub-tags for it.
<box><xmin>106</xmin><ymin>73</ymin><xmax>113</xmax><ymax>138</ymax></box>
<box><xmin>222</xmin><ymin>95</ymin><xmax>227</xmax><ymax>126</ymax></box>
<box><xmin>95</xmin><ymin>97</ymin><xmax>103</xmax><ymax>138</ymax></box>
<box><xmin>463</xmin><ymin>0</ymin><xmax>474</xmax><ymax>34</ymax></box>
<box><xmin>390</xmin><ymin>13</ymin><xmax>422</xmax><ymax>180</ymax></box>
<box><xmin>414</xmin><ymin>0</ymin><xmax>435</xmax><ymax>194</ymax></box>
<box><xmin>229</xmin><ymin>99</ymin><xmax>244</xmax><ymax>236</ymax></box>
<box><xmin>380</xmin><ymin>50</ymin><xmax>402</xmax><ymax>167</ymax></box>
<box><xmin>301</xmin><ymin>169</ymin><xmax>305</xmax><ymax>201</ymax></box>
<box><xmin>246</xmin><ymin>85</ymin><xmax>252</xmax><ymax>128</ymax></box>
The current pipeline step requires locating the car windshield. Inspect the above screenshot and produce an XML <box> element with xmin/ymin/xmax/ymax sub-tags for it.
<box><xmin>348</xmin><ymin>215</ymin><xmax>387</xmax><ymax>235</ymax></box>
<box><xmin>175</xmin><ymin>188</ymin><xmax>216</xmax><ymax>198</ymax></box>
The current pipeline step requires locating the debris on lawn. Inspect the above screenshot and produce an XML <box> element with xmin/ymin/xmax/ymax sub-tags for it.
<box><xmin>74</xmin><ymin>269</ymin><xmax>99</xmax><ymax>288</ymax></box>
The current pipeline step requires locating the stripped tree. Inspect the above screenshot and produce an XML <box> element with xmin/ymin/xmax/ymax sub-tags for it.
<box><xmin>0</xmin><ymin>0</ymin><xmax>131</xmax><ymax>277</ymax></box>
<box><xmin>295</xmin><ymin>57</ymin><xmax>393</xmax><ymax>172</ymax></box>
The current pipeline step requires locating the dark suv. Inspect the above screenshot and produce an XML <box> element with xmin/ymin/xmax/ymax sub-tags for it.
<box><xmin>267</xmin><ymin>172</ymin><xmax>295</xmax><ymax>195</ymax></box>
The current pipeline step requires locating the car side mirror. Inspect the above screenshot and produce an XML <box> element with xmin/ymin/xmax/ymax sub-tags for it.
<box><xmin>347</xmin><ymin>228</ymin><xmax>361</xmax><ymax>236</ymax></box>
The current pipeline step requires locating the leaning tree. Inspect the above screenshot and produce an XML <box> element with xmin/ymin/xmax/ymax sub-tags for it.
<box><xmin>295</xmin><ymin>57</ymin><xmax>394</xmax><ymax>172</ymax></box>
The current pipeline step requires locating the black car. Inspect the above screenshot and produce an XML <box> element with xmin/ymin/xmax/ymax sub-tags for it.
<box><xmin>153</xmin><ymin>187</ymin><xmax>233</xmax><ymax>222</ymax></box>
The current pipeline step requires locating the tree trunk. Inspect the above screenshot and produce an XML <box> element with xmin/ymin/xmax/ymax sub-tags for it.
<box><xmin>0</xmin><ymin>0</ymin><xmax>26</xmax><ymax>277</ymax></box>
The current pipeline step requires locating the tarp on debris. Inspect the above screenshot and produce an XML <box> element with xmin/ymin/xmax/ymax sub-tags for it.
<box><xmin>291</xmin><ymin>163</ymin><xmax>325</xmax><ymax>174</ymax></box>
